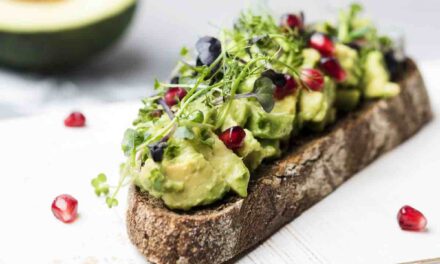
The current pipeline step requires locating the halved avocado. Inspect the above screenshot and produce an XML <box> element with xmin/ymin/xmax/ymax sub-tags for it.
<box><xmin>0</xmin><ymin>0</ymin><xmax>137</xmax><ymax>71</ymax></box>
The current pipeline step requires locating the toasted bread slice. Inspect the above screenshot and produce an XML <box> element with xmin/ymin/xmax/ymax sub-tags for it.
<box><xmin>127</xmin><ymin>60</ymin><xmax>432</xmax><ymax>264</ymax></box>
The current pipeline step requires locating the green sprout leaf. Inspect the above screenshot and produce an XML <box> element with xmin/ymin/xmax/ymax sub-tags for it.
<box><xmin>91</xmin><ymin>173</ymin><xmax>109</xmax><ymax>196</ymax></box>
<box><xmin>180</xmin><ymin>46</ymin><xmax>189</xmax><ymax>56</ymax></box>
<box><xmin>106</xmin><ymin>197</ymin><xmax>119</xmax><ymax>208</ymax></box>
<box><xmin>121</xmin><ymin>129</ymin><xmax>144</xmax><ymax>157</ymax></box>
<box><xmin>350</xmin><ymin>3</ymin><xmax>363</xmax><ymax>16</ymax></box>
<box><xmin>348</xmin><ymin>27</ymin><xmax>371</xmax><ymax>41</ymax></box>
<box><xmin>253</xmin><ymin>76</ymin><xmax>275</xmax><ymax>113</ymax></box>
<box><xmin>154</xmin><ymin>79</ymin><xmax>161</xmax><ymax>89</ymax></box>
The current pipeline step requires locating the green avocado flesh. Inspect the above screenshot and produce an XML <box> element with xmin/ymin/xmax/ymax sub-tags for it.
<box><xmin>0</xmin><ymin>0</ymin><xmax>136</xmax><ymax>71</ymax></box>
<box><xmin>116</xmin><ymin>4</ymin><xmax>402</xmax><ymax>210</ymax></box>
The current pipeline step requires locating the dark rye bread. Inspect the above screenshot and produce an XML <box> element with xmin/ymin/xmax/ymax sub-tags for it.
<box><xmin>127</xmin><ymin>59</ymin><xmax>432</xmax><ymax>264</ymax></box>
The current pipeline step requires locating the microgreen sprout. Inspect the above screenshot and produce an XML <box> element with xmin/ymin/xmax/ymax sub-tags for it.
<box><xmin>91</xmin><ymin>173</ymin><xmax>109</xmax><ymax>196</ymax></box>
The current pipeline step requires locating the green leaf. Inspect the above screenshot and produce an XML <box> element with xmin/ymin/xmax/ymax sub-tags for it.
<box><xmin>154</xmin><ymin>79</ymin><xmax>161</xmax><ymax>89</ymax></box>
<box><xmin>348</xmin><ymin>27</ymin><xmax>371</xmax><ymax>41</ymax></box>
<box><xmin>253</xmin><ymin>77</ymin><xmax>275</xmax><ymax>113</ymax></box>
<box><xmin>174</xmin><ymin>126</ymin><xmax>195</xmax><ymax>140</ymax></box>
<box><xmin>121</xmin><ymin>129</ymin><xmax>144</xmax><ymax>157</ymax></box>
<box><xmin>180</xmin><ymin>46</ymin><xmax>189</xmax><ymax>56</ymax></box>
<box><xmin>91</xmin><ymin>173</ymin><xmax>109</xmax><ymax>196</ymax></box>
<box><xmin>106</xmin><ymin>197</ymin><xmax>119</xmax><ymax>208</ymax></box>
<box><xmin>350</xmin><ymin>3</ymin><xmax>363</xmax><ymax>16</ymax></box>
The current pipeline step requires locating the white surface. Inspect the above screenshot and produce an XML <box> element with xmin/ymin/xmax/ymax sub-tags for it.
<box><xmin>0</xmin><ymin>61</ymin><xmax>439</xmax><ymax>264</ymax></box>
<box><xmin>1</xmin><ymin>0</ymin><xmax>440</xmax><ymax>119</ymax></box>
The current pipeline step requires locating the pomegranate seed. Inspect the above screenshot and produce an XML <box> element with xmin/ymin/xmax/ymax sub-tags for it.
<box><xmin>51</xmin><ymin>194</ymin><xmax>78</xmax><ymax>224</ymax></box>
<box><xmin>164</xmin><ymin>87</ymin><xmax>187</xmax><ymax>107</ymax></box>
<box><xmin>281</xmin><ymin>13</ymin><xmax>304</xmax><ymax>30</ymax></box>
<box><xmin>219</xmin><ymin>126</ymin><xmax>246</xmax><ymax>151</ymax></box>
<box><xmin>300</xmin><ymin>69</ymin><xmax>325</xmax><ymax>91</ymax></box>
<box><xmin>274</xmin><ymin>75</ymin><xmax>298</xmax><ymax>100</ymax></box>
<box><xmin>309</xmin><ymin>33</ymin><xmax>335</xmax><ymax>57</ymax></box>
<box><xmin>320</xmin><ymin>57</ymin><xmax>347</xmax><ymax>82</ymax></box>
<box><xmin>64</xmin><ymin>112</ymin><xmax>86</xmax><ymax>127</ymax></box>
<box><xmin>398</xmin><ymin>205</ymin><xmax>427</xmax><ymax>231</ymax></box>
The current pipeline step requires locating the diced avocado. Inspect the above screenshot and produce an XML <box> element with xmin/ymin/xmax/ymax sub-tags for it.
<box><xmin>193</xmin><ymin>134</ymin><xmax>250</xmax><ymax>199</ymax></box>
<box><xmin>272</xmin><ymin>94</ymin><xmax>298</xmax><ymax>115</ymax></box>
<box><xmin>0</xmin><ymin>0</ymin><xmax>137</xmax><ymax>71</ymax></box>
<box><xmin>260</xmin><ymin>139</ymin><xmax>282</xmax><ymax>159</ymax></box>
<box><xmin>221</xmin><ymin>99</ymin><xmax>251</xmax><ymax>130</ymax></box>
<box><xmin>247</xmin><ymin>101</ymin><xmax>295</xmax><ymax>139</ymax></box>
<box><xmin>302</xmin><ymin>48</ymin><xmax>321</xmax><ymax>68</ymax></box>
<box><xmin>300</xmin><ymin>90</ymin><xmax>325</xmax><ymax>121</ymax></box>
<box><xmin>136</xmin><ymin>133</ymin><xmax>249</xmax><ymax>210</ymax></box>
<box><xmin>237</xmin><ymin>130</ymin><xmax>282</xmax><ymax>170</ymax></box>
<box><xmin>363</xmin><ymin>50</ymin><xmax>400</xmax><ymax>98</ymax></box>
<box><xmin>335</xmin><ymin>89</ymin><xmax>361</xmax><ymax>111</ymax></box>
<box><xmin>237</xmin><ymin>129</ymin><xmax>266</xmax><ymax>171</ymax></box>
<box><xmin>334</xmin><ymin>44</ymin><xmax>362</xmax><ymax>87</ymax></box>
<box><xmin>301</xmin><ymin>77</ymin><xmax>337</xmax><ymax>131</ymax></box>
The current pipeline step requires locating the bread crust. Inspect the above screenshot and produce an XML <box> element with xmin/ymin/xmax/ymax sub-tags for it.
<box><xmin>127</xmin><ymin>60</ymin><xmax>432</xmax><ymax>264</ymax></box>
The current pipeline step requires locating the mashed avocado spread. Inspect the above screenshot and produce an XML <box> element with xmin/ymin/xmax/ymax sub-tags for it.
<box><xmin>93</xmin><ymin>4</ymin><xmax>404</xmax><ymax>210</ymax></box>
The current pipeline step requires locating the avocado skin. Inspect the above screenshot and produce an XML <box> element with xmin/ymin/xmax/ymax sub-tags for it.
<box><xmin>0</xmin><ymin>3</ymin><xmax>136</xmax><ymax>72</ymax></box>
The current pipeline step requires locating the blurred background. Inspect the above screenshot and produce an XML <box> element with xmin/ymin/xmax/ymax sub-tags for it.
<box><xmin>0</xmin><ymin>0</ymin><xmax>439</xmax><ymax>119</ymax></box>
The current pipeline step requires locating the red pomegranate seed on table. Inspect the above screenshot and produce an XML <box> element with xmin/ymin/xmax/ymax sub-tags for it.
<box><xmin>309</xmin><ymin>32</ymin><xmax>335</xmax><ymax>57</ymax></box>
<box><xmin>164</xmin><ymin>87</ymin><xmax>187</xmax><ymax>106</ymax></box>
<box><xmin>51</xmin><ymin>194</ymin><xmax>78</xmax><ymax>224</ymax></box>
<box><xmin>300</xmin><ymin>69</ymin><xmax>325</xmax><ymax>91</ymax></box>
<box><xmin>64</xmin><ymin>112</ymin><xmax>86</xmax><ymax>127</ymax></box>
<box><xmin>219</xmin><ymin>126</ymin><xmax>246</xmax><ymax>150</ymax></box>
<box><xmin>320</xmin><ymin>57</ymin><xmax>347</xmax><ymax>82</ymax></box>
<box><xmin>397</xmin><ymin>205</ymin><xmax>427</xmax><ymax>231</ymax></box>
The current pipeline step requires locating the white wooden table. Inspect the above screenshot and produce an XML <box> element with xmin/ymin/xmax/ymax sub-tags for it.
<box><xmin>0</xmin><ymin>61</ymin><xmax>439</xmax><ymax>264</ymax></box>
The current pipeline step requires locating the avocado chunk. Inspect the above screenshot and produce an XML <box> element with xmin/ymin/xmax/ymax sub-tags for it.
<box><xmin>136</xmin><ymin>134</ymin><xmax>250</xmax><ymax>210</ymax></box>
<box><xmin>334</xmin><ymin>44</ymin><xmax>362</xmax><ymax>87</ymax></box>
<box><xmin>363</xmin><ymin>50</ymin><xmax>400</xmax><ymax>98</ymax></box>
<box><xmin>237</xmin><ymin>129</ymin><xmax>266</xmax><ymax>171</ymax></box>
<box><xmin>0</xmin><ymin>0</ymin><xmax>136</xmax><ymax>71</ymax></box>
<box><xmin>221</xmin><ymin>99</ymin><xmax>251</xmax><ymax>130</ymax></box>
<box><xmin>237</xmin><ymin>129</ymin><xmax>281</xmax><ymax>171</ymax></box>
<box><xmin>300</xmin><ymin>77</ymin><xmax>337</xmax><ymax>131</ymax></box>
<box><xmin>302</xmin><ymin>48</ymin><xmax>321</xmax><ymax>68</ymax></box>
<box><xmin>247</xmin><ymin>101</ymin><xmax>295</xmax><ymax>140</ymax></box>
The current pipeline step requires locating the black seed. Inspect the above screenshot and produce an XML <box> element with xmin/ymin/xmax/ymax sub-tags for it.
<box><xmin>148</xmin><ymin>142</ymin><xmax>167</xmax><ymax>162</ymax></box>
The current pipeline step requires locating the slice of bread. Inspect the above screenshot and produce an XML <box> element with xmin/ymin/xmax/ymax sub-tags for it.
<box><xmin>126</xmin><ymin>60</ymin><xmax>432</xmax><ymax>264</ymax></box>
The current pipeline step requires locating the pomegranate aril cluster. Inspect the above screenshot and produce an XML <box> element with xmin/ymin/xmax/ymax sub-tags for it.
<box><xmin>308</xmin><ymin>32</ymin><xmax>347</xmax><ymax>83</ymax></box>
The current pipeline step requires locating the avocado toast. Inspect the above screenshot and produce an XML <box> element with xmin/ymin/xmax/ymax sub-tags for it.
<box><xmin>92</xmin><ymin>4</ymin><xmax>432</xmax><ymax>264</ymax></box>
